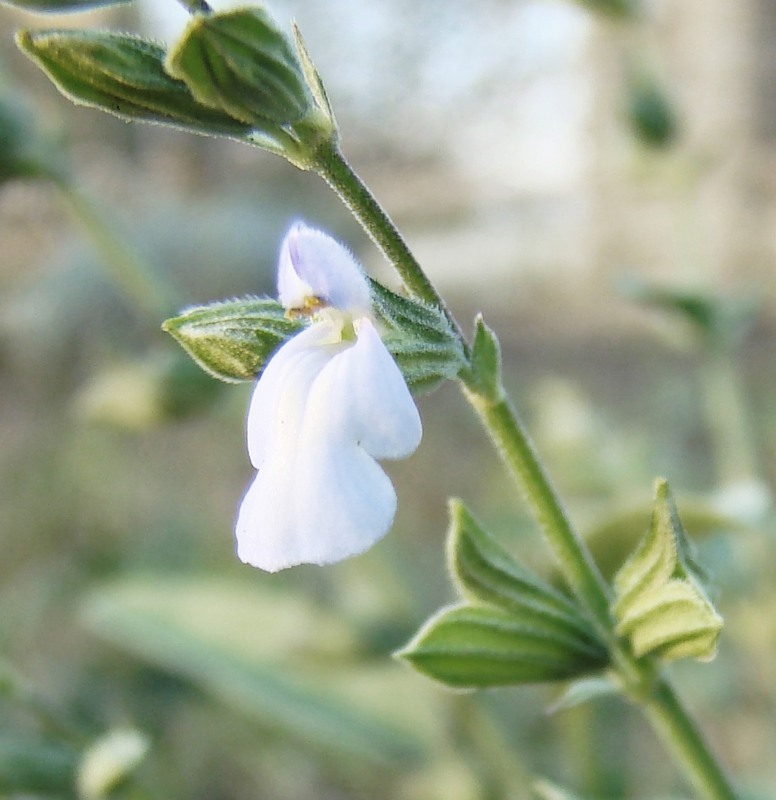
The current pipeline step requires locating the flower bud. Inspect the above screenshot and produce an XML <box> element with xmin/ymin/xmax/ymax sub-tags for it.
<box><xmin>167</xmin><ymin>8</ymin><xmax>309</xmax><ymax>126</ymax></box>
<box><xmin>612</xmin><ymin>479</ymin><xmax>723</xmax><ymax>662</ymax></box>
<box><xmin>166</xmin><ymin>8</ymin><xmax>337</xmax><ymax>167</ymax></box>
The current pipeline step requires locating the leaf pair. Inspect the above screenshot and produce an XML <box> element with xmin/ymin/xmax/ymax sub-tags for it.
<box><xmin>399</xmin><ymin>480</ymin><xmax>724</xmax><ymax>690</ymax></box>
<box><xmin>162</xmin><ymin>282</ymin><xmax>466</xmax><ymax>394</ymax></box>
<box><xmin>16</xmin><ymin>6</ymin><xmax>336</xmax><ymax>167</ymax></box>
<box><xmin>397</xmin><ymin>501</ymin><xmax>609</xmax><ymax>689</ymax></box>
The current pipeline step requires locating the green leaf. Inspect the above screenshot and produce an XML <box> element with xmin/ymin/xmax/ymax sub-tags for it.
<box><xmin>163</xmin><ymin>285</ymin><xmax>465</xmax><ymax>391</ymax></box>
<box><xmin>619</xmin><ymin>276</ymin><xmax>760</xmax><ymax>351</ymax></box>
<box><xmin>370</xmin><ymin>279</ymin><xmax>466</xmax><ymax>392</ymax></box>
<box><xmin>398</xmin><ymin>501</ymin><xmax>609</xmax><ymax>689</ymax></box>
<box><xmin>16</xmin><ymin>29</ymin><xmax>253</xmax><ymax>139</ymax></box>
<box><xmin>612</xmin><ymin>479</ymin><xmax>723</xmax><ymax>661</ymax></box>
<box><xmin>1</xmin><ymin>0</ymin><xmax>130</xmax><ymax>9</ymax></box>
<box><xmin>460</xmin><ymin>314</ymin><xmax>502</xmax><ymax>402</ymax></box>
<box><xmin>162</xmin><ymin>297</ymin><xmax>303</xmax><ymax>383</ymax></box>
<box><xmin>448</xmin><ymin>499</ymin><xmax>605</xmax><ymax>652</ymax></box>
<box><xmin>291</xmin><ymin>22</ymin><xmax>335</xmax><ymax>125</ymax></box>
<box><xmin>396</xmin><ymin>604</ymin><xmax>609</xmax><ymax>689</ymax></box>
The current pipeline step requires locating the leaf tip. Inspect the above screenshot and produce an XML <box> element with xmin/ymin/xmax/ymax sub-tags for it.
<box><xmin>14</xmin><ymin>29</ymin><xmax>35</xmax><ymax>54</ymax></box>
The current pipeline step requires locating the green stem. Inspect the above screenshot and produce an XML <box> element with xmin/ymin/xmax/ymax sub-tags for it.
<box><xmin>53</xmin><ymin>178</ymin><xmax>173</xmax><ymax>319</ymax></box>
<box><xmin>644</xmin><ymin>677</ymin><xmax>738</xmax><ymax>800</ymax></box>
<box><xmin>313</xmin><ymin>139</ymin><xmax>467</xmax><ymax>349</ymax></box>
<box><xmin>314</xmin><ymin>143</ymin><xmax>739</xmax><ymax>800</ymax></box>
<box><xmin>463</xmin><ymin>388</ymin><xmax>614</xmax><ymax>633</ymax></box>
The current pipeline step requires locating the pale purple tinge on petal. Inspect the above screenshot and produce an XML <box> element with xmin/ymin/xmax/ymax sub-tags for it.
<box><xmin>277</xmin><ymin>222</ymin><xmax>371</xmax><ymax>314</ymax></box>
<box><xmin>235</xmin><ymin>316</ymin><xmax>422</xmax><ymax>572</ymax></box>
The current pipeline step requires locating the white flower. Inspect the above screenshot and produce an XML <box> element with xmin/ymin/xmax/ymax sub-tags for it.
<box><xmin>236</xmin><ymin>222</ymin><xmax>422</xmax><ymax>571</ymax></box>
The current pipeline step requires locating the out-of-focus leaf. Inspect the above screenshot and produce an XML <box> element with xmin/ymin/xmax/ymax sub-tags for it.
<box><xmin>532</xmin><ymin>778</ymin><xmax>587</xmax><ymax>800</ymax></box>
<box><xmin>625</xmin><ymin>71</ymin><xmax>679</xmax><ymax>149</ymax></box>
<box><xmin>0</xmin><ymin>92</ymin><xmax>63</xmax><ymax>181</ymax></box>
<box><xmin>75</xmin><ymin>350</ymin><xmax>224</xmax><ymax>428</ymax></box>
<box><xmin>77</xmin><ymin>729</ymin><xmax>149</xmax><ymax>800</ymax></box>
<box><xmin>0</xmin><ymin>736</ymin><xmax>76</xmax><ymax>794</ymax></box>
<box><xmin>574</xmin><ymin>0</ymin><xmax>638</xmax><ymax>19</ymax></box>
<box><xmin>619</xmin><ymin>276</ymin><xmax>761</xmax><ymax>351</ymax></box>
<box><xmin>81</xmin><ymin>577</ymin><xmax>435</xmax><ymax>766</ymax></box>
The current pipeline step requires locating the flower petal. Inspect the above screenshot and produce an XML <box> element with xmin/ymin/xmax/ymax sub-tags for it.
<box><xmin>312</xmin><ymin>318</ymin><xmax>422</xmax><ymax>460</ymax></box>
<box><xmin>277</xmin><ymin>221</ymin><xmax>371</xmax><ymax>314</ymax></box>
<box><xmin>236</xmin><ymin>437</ymin><xmax>396</xmax><ymax>571</ymax></box>
<box><xmin>235</xmin><ymin>317</ymin><xmax>421</xmax><ymax>571</ymax></box>
<box><xmin>245</xmin><ymin>319</ymin><xmax>343</xmax><ymax>469</ymax></box>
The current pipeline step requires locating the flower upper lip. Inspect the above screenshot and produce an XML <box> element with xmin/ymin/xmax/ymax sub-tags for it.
<box><xmin>278</xmin><ymin>221</ymin><xmax>371</xmax><ymax>314</ymax></box>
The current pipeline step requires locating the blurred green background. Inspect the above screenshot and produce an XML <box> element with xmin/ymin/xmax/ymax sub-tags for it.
<box><xmin>1</xmin><ymin>1</ymin><xmax>775</xmax><ymax>798</ymax></box>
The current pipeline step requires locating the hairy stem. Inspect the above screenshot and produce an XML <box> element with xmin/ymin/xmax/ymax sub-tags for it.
<box><xmin>463</xmin><ymin>388</ymin><xmax>613</xmax><ymax>632</ymax></box>
<box><xmin>315</xmin><ymin>143</ymin><xmax>739</xmax><ymax>800</ymax></box>
<box><xmin>313</xmin><ymin>139</ymin><xmax>467</xmax><ymax>349</ymax></box>
<box><xmin>644</xmin><ymin>678</ymin><xmax>739</xmax><ymax>800</ymax></box>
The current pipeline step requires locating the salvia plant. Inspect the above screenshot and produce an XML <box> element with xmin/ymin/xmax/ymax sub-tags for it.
<box><xmin>1</xmin><ymin>1</ymin><xmax>755</xmax><ymax>798</ymax></box>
